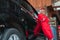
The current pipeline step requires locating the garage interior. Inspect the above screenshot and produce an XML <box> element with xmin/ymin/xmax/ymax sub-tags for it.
<box><xmin>0</xmin><ymin>0</ymin><xmax>60</xmax><ymax>40</ymax></box>
<box><xmin>27</xmin><ymin>0</ymin><xmax>60</xmax><ymax>40</ymax></box>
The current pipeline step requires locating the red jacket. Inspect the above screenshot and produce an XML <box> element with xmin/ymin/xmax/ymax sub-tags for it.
<box><xmin>33</xmin><ymin>13</ymin><xmax>53</xmax><ymax>39</ymax></box>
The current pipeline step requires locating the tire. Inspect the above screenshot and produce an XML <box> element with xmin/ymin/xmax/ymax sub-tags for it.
<box><xmin>1</xmin><ymin>28</ymin><xmax>26</xmax><ymax>40</ymax></box>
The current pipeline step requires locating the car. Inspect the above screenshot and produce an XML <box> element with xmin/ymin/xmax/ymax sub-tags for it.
<box><xmin>0</xmin><ymin>0</ymin><xmax>45</xmax><ymax>40</ymax></box>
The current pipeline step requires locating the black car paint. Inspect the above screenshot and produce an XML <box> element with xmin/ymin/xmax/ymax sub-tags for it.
<box><xmin>0</xmin><ymin>0</ymin><xmax>37</xmax><ymax>34</ymax></box>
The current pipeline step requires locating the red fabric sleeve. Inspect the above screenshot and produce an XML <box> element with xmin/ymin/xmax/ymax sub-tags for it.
<box><xmin>34</xmin><ymin>13</ymin><xmax>53</xmax><ymax>39</ymax></box>
<box><xmin>33</xmin><ymin>22</ymin><xmax>41</xmax><ymax>35</ymax></box>
<box><xmin>41</xmin><ymin>22</ymin><xmax>53</xmax><ymax>39</ymax></box>
<box><xmin>38</xmin><ymin>13</ymin><xmax>53</xmax><ymax>39</ymax></box>
<box><xmin>38</xmin><ymin>13</ymin><xmax>46</xmax><ymax>22</ymax></box>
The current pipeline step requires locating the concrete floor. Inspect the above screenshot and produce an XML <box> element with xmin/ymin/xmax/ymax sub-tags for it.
<box><xmin>35</xmin><ymin>36</ymin><xmax>46</xmax><ymax>40</ymax></box>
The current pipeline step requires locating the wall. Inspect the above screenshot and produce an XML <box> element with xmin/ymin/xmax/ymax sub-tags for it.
<box><xmin>27</xmin><ymin>0</ymin><xmax>52</xmax><ymax>10</ymax></box>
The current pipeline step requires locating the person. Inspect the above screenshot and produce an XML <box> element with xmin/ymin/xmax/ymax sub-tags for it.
<box><xmin>33</xmin><ymin>8</ymin><xmax>53</xmax><ymax>40</ymax></box>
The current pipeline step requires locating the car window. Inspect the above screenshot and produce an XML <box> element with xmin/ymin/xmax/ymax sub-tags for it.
<box><xmin>21</xmin><ymin>0</ymin><xmax>33</xmax><ymax>12</ymax></box>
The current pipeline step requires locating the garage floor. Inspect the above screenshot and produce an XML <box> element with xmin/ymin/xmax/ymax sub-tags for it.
<box><xmin>35</xmin><ymin>36</ymin><xmax>46</xmax><ymax>40</ymax></box>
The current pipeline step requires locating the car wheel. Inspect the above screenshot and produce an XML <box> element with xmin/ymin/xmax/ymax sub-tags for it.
<box><xmin>1</xmin><ymin>28</ymin><xmax>26</xmax><ymax>40</ymax></box>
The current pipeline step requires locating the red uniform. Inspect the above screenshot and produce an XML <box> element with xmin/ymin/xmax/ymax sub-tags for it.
<box><xmin>33</xmin><ymin>13</ymin><xmax>53</xmax><ymax>39</ymax></box>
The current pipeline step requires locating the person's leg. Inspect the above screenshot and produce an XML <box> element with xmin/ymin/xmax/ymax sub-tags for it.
<box><xmin>51</xmin><ymin>26</ymin><xmax>57</xmax><ymax>40</ymax></box>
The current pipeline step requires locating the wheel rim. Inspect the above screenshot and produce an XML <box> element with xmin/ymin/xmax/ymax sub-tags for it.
<box><xmin>8</xmin><ymin>34</ymin><xmax>20</xmax><ymax>40</ymax></box>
